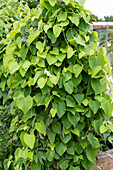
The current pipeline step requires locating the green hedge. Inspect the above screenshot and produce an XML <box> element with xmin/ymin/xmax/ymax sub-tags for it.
<box><xmin>0</xmin><ymin>0</ymin><xmax>113</xmax><ymax>169</ymax></box>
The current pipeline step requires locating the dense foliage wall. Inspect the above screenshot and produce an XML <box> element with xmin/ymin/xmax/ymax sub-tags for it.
<box><xmin>0</xmin><ymin>0</ymin><xmax>113</xmax><ymax>169</ymax></box>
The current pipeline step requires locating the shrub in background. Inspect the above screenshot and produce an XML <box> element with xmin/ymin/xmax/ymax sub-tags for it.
<box><xmin>0</xmin><ymin>0</ymin><xmax>113</xmax><ymax>169</ymax></box>
<box><xmin>0</xmin><ymin>0</ymin><xmax>30</xmax><ymax>168</ymax></box>
<box><xmin>21</xmin><ymin>0</ymin><xmax>39</xmax><ymax>8</ymax></box>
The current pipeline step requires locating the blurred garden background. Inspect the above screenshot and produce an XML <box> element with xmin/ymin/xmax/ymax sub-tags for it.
<box><xmin>85</xmin><ymin>0</ymin><xmax>113</xmax><ymax>75</ymax></box>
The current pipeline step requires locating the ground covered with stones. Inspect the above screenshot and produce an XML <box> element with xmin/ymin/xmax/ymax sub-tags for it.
<box><xmin>92</xmin><ymin>150</ymin><xmax>113</xmax><ymax>170</ymax></box>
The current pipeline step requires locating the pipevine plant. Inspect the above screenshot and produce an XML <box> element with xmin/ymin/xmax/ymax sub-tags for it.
<box><xmin>0</xmin><ymin>0</ymin><xmax>113</xmax><ymax>169</ymax></box>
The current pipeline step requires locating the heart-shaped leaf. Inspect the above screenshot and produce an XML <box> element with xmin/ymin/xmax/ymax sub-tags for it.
<box><xmin>75</xmin><ymin>0</ymin><xmax>85</xmax><ymax>6</ymax></box>
<box><xmin>62</xmin><ymin>0</ymin><xmax>70</xmax><ymax>5</ymax></box>
<box><xmin>89</xmin><ymin>99</ymin><xmax>99</xmax><ymax>114</ymax></box>
<box><xmin>48</xmin><ymin>0</ymin><xmax>56</xmax><ymax>6</ymax></box>
<box><xmin>101</xmin><ymin>98</ymin><xmax>113</xmax><ymax>117</ymax></box>
<box><xmin>68</xmin><ymin>14</ymin><xmax>79</xmax><ymax>26</ymax></box>
<box><xmin>35</xmin><ymin>121</ymin><xmax>46</xmax><ymax>136</ymax></box>
<box><xmin>56</xmin><ymin>142</ymin><xmax>67</xmax><ymax>156</ymax></box>
<box><xmin>73</xmin><ymin>64</ymin><xmax>83</xmax><ymax>78</ymax></box>
<box><xmin>67</xmin><ymin>45</ymin><xmax>74</xmax><ymax>59</ymax></box>
<box><xmin>86</xmin><ymin>144</ymin><xmax>97</xmax><ymax>163</ymax></box>
<box><xmin>100</xmin><ymin>124</ymin><xmax>108</xmax><ymax>133</ymax></box>
<box><xmin>91</xmin><ymin>79</ymin><xmax>106</xmax><ymax>95</ymax></box>
<box><xmin>17</xmin><ymin>95</ymin><xmax>33</xmax><ymax>114</ymax></box>
<box><xmin>89</xmin><ymin>52</ymin><xmax>105</xmax><ymax>69</ymax></box>
<box><xmin>53</xmin><ymin>25</ymin><xmax>62</xmax><ymax>37</ymax></box>
<box><xmin>24</xmin><ymin>132</ymin><xmax>35</xmax><ymax>149</ymax></box>
<box><xmin>38</xmin><ymin>77</ymin><xmax>47</xmax><ymax>89</ymax></box>
<box><xmin>50</xmin><ymin>108</ymin><xmax>57</xmax><ymax>118</ymax></box>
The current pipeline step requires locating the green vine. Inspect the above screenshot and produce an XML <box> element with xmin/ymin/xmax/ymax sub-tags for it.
<box><xmin>0</xmin><ymin>0</ymin><xmax>113</xmax><ymax>169</ymax></box>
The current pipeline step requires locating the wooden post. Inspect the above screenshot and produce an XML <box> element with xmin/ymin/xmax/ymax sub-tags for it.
<box><xmin>106</xmin><ymin>23</ymin><xmax>109</xmax><ymax>50</ymax></box>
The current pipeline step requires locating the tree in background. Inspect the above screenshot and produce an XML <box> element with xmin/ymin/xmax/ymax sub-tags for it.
<box><xmin>104</xmin><ymin>16</ymin><xmax>113</xmax><ymax>22</ymax></box>
<box><xmin>19</xmin><ymin>0</ymin><xmax>39</xmax><ymax>8</ymax></box>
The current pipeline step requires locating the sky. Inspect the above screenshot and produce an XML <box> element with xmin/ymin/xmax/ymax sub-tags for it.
<box><xmin>84</xmin><ymin>0</ymin><xmax>113</xmax><ymax>19</ymax></box>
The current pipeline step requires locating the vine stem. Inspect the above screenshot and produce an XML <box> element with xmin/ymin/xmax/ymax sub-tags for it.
<box><xmin>84</xmin><ymin>123</ymin><xmax>92</xmax><ymax>138</ymax></box>
<box><xmin>63</xmin><ymin>29</ymin><xmax>68</xmax><ymax>45</ymax></box>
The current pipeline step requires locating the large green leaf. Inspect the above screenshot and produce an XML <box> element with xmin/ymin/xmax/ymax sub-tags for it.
<box><xmin>23</xmin><ymin>60</ymin><xmax>31</xmax><ymax>71</ymax></box>
<box><xmin>50</xmin><ymin>108</ymin><xmax>57</xmax><ymax>118</ymax></box>
<box><xmin>56</xmin><ymin>53</ymin><xmax>66</xmax><ymax>62</ymax></box>
<box><xmin>62</xmin><ymin>133</ymin><xmax>71</xmax><ymax>143</ymax></box>
<box><xmin>19</xmin><ymin>44</ymin><xmax>28</xmax><ymax>60</ymax></box>
<box><xmin>63</xmin><ymin>72</ymin><xmax>72</xmax><ymax>82</ymax></box>
<box><xmin>50</xmin><ymin>75</ymin><xmax>59</xmax><ymax>85</ymax></box>
<box><xmin>86</xmin><ymin>144</ymin><xmax>97</xmax><ymax>163</ymax></box>
<box><xmin>73</xmin><ymin>93</ymin><xmax>84</xmax><ymax>105</ymax></box>
<box><xmin>66</xmin><ymin>29</ymin><xmax>73</xmax><ymax>40</ymax></box>
<box><xmin>36</xmin><ymin>41</ymin><xmax>44</xmax><ymax>53</ymax></box>
<box><xmin>66</xmin><ymin>95</ymin><xmax>76</xmax><ymax>107</ymax></box>
<box><xmin>34</xmin><ymin>93</ymin><xmax>45</xmax><ymax>106</ymax></box>
<box><xmin>20</xmin><ymin>131</ymin><xmax>27</xmax><ymax>147</ymax></box>
<box><xmin>67</xmin><ymin>146</ymin><xmax>75</xmax><ymax>155</ymax></box>
<box><xmin>38</xmin><ymin>77</ymin><xmax>47</xmax><ymax>89</ymax></box>
<box><xmin>11</xmin><ymin>115</ymin><xmax>18</xmax><ymax>127</ymax></box>
<box><xmin>46</xmin><ymin>150</ymin><xmax>55</xmax><ymax>162</ymax></box>
<box><xmin>28</xmin><ymin>30</ymin><xmax>40</xmax><ymax>45</ymax></box>
<box><xmin>75</xmin><ymin>35</ymin><xmax>86</xmax><ymax>46</ymax></box>
<box><xmin>91</xmin><ymin>66</ymin><xmax>102</xmax><ymax>78</ymax></box>
<box><xmin>67</xmin><ymin>45</ymin><xmax>74</xmax><ymax>59</ymax></box>
<box><xmin>16</xmin><ymin>37</ymin><xmax>22</xmax><ymax>49</ymax></box>
<box><xmin>61</xmin><ymin>115</ymin><xmax>72</xmax><ymax>129</ymax></box>
<box><xmin>87</xmin><ymin>133</ymin><xmax>100</xmax><ymax>149</ymax></box>
<box><xmin>50</xmin><ymin>47</ymin><xmax>59</xmax><ymax>55</ymax></box>
<box><xmin>56</xmin><ymin>142</ymin><xmax>67</xmax><ymax>156</ymax></box>
<box><xmin>46</xmin><ymin>53</ymin><xmax>57</xmax><ymax>65</ymax></box>
<box><xmin>91</xmin><ymin>79</ymin><xmax>106</xmax><ymax>95</ymax></box>
<box><xmin>6</xmin><ymin>43</ymin><xmax>16</xmax><ymax>55</ymax></box>
<box><xmin>7</xmin><ymin>58</ymin><xmax>20</xmax><ymax>74</ymax></box>
<box><xmin>24</xmin><ymin>132</ymin><xmax>35</xmax><ymax>149</ymax></box>
<box><xmin>92</xmin><ymin>119</ymin><xmax>103</xmax><ymax>135</ymax></box>
<box><xmin>35</xmin><ymin>121</ymin><xmax>46</xmax><ymax>136</ymax></box>
<box><xmin>81</xmin><ymin>159</ymin><xmax>95</xmax><ymax>170</ymax></box>
<box><xmin>89</xmin><ymin>52</ymin><xmax>105</xmax><ymax>69</ymax></box>
<box><xmin>62</xmin><ymin>0</ymin><xmax>70</xmax><ymax>5</ymax></box>
<box><xmin>47</xmin><ymin>29</ymin><xmax>57</xmax><ymax>43</ymax></box>
<box><xmin>75</xmin><ymin>0</ymin><xmax>85</xmax><ymax>5</ymax></box>
<box><xmin>84</xmin><ymin>42</ymin><xmax>96</xmax><ymax>55</ymax></box>
<box><xmin>89</xmin><ymin>99</ymin><xmax>99</xmax><ymax>114</ymax></box>
<box><xmin>73</xmin><ymin>64</ymin><xmax>83</xmax><ymax>78</ymax></box>
<box><xmin>17</xmin><ymin>95</ymin><xmax>33</xmax><ymax>114</ymax></box>
<box><xmin>74</xmin><ymin>143</ymin><xmax>83</xmax><ymax>154</ymax></box>
<box><xmin>67</xmin><ymin>112</ymin><xmax>80</xmax><ymax>127</ymax></box>
<box><xmin>30</xmin><ymin>44</ymin><xmax>37</xmax><ymax>55</ymax></box>
<box><xmin>68</xmin><ymin>14</ymin><xmax>79</xmax><ymax>26</ymax></box>
<box><xmin>71</xmin><ymin>128</ymin><xmax>80</xmax><ymax>136</ymax></box>
<box><xmin>64</xmin><ymin>80</ymin><xmax>74</xmax><ymax>94</ymax></box>
<box><xmin>48</xmin><ymin>131</ymin><xmax>56</xmax><ymax>144</ymax></box>
<box><xmin>57</xmin><ymin>101</ymin><xmax>66</xmax><ymax>118</ymax></box>
<box><xmin>52</xmin><ymin>122</ymin><xmax>61</xmax><ymax>134</ymax></box>
<box><xmin>53</xmin><ymin>25</ymin><xmax>62</xmax><ymax>37</ymax></box>
<box><xmin>57</xmin><ymin>11</ymin><xmax>67</xmax><ymax>22</ymax></box>
<box><xmin>59</xmin><ymin>19</ymin><xmax>69</xmax><ymax>27</ymax></box>
<box><xmin>73</xmin><ymin>74</ymin><xmax>82</xmax><ymax>88</ymax></box>
<box><xmin>48</xmin><ymin>0</ymin><xmax>56</xmax><ymax>6</ymax></box>
<box><xmin>101</xmin><ymin>98</ymin><xmax>113</xmax><ymax>117</ymax></box>
<box><xmin>100</xmin><ymin>124</ymin><xmax>108</xmax><ymax>133</ymax></box>
<box><xmin>31</xmin><ymin>161</ymin><xmax>41</xmax><ymax>170</ymax></box>
<box><xmin>59</xmin><ymin>160</ymin><xmax>69</xmax><ymax>170</ymax></box>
